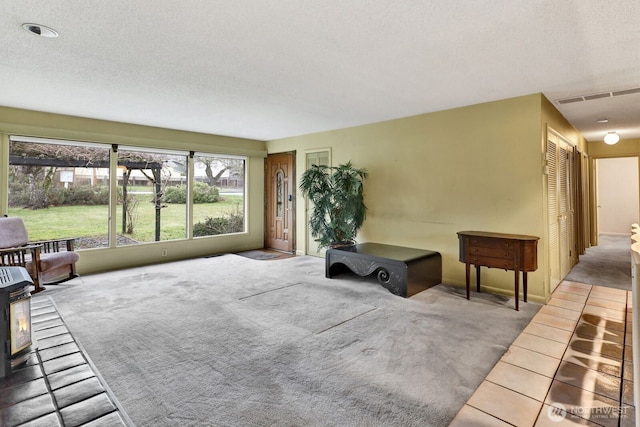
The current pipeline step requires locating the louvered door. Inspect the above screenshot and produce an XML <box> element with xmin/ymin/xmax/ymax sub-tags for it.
<box><xmin>547</xmin><ymin>138</ymin><xmax>561</xmax><ymax>291</ymax></box>
<box><xmin>547</xmin><ymin>128</ymin><xmax>578</xmax><ymax>292</ymax></box>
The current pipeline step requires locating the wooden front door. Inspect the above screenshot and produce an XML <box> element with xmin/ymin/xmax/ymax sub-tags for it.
<box><xmin>265</xmin><ymin>152</ymin><xmax>295</xmax><ymax>252</ymax></box>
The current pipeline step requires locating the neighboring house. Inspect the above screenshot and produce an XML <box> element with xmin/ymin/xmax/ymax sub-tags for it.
<box><xmin>1</xmin><ymin>97</ymin><xmax>639</xmax><ymax>304</ymax></box>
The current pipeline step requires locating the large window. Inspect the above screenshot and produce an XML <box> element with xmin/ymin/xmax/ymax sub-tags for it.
<box><xmin>8</xmin><ymin>137</ymin><xmax>110</xmax><ymax>248</ymax></box>
<box><xmin>116</xmin><ymin>147</ymin><xmax>188</xmax><ymax>246</ymax></box>
<box><xmin>7</xmin><ymin>137</ymin><xmax>248</xmax><ymax>249</ymax></box>
<box><xmin>192</xmin><ymin>154</ymin><xmax>245</xmax><ymax>237</ymax></box>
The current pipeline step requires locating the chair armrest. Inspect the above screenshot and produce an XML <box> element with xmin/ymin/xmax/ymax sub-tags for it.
<box><xmin>31</xmin><ymin>238</ymin><xmax>76</xmax><ymax>244</ymax></box>
<box><xmin>0</xmin><ymin>244</ymin><xmax>42</xmax><ymax>254</ymax></box>
<box><xmin>0</xmin><ymin>244</ymin><xmax>42</xmax><ymax>269</ymax></box>
<box><xmin>30</xmin><ymin>238</ymin><xmax>77</xmax><ymax>253</ymax></box>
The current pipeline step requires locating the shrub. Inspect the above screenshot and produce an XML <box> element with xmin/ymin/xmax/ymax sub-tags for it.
<box><xmin>194</xmin><ymin>210</ymin><xmax>244</xmax><ymax>236</ymax></box>
<box><xmin>164</xmin><ymin>185</ymin><xmax>187</xmax><ymax>204</ymax></box>
<box><xmin>8</xmin><ymin>183</ymin><xmax>32</xmax><ymax>207</ymax></box>
<box><xmin>8</xmin><ymin>184</ymin><xmax>109</xmax><ymax>208</ymax></box>
<box><xmin>194</xmin><ymin>183</ymin><xmax>220</xmax><ymax>204</ymax></box>
<box><xmin>63</xmin><ymin>185</ymin><xmax>110</xmax><ymax>205</ymax></box>
<box><xmin>165</xmin><ymin>183</ymin><xmax>220</xmax><ymax>204</ymax></box>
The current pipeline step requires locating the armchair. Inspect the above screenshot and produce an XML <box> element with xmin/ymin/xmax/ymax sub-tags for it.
<box><xmin>0</xmin><ymin>217</ymin><xmax>79</xmax><ymax>293</ymax></box>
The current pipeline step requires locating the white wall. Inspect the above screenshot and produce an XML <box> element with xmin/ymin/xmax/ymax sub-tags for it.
<box><xmin>596</xmin><ymin>157</ymin><xmax>640</xmax><ymax>234</ymax></box>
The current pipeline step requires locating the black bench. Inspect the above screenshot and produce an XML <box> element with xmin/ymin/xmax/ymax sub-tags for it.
<box><xmin>326</xmin><ymin>242</ymin><xmax>442</xmax><ymax>297</ymax></box>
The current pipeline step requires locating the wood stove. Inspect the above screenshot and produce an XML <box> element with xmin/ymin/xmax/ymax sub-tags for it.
<box><xmin>0</xmin><ymin>266</ymin><xmax>33</xmax><ymax>378</ymax></box>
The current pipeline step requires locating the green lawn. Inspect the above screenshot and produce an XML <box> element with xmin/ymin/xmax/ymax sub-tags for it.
<box><xmin>9</xmin><ymin>195</ymin><xmax>244</xmax><ymax>242</ymax></box>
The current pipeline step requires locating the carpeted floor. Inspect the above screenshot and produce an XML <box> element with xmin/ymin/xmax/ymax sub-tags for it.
<box><xmin>234</xmin><ymin>249</ymin><xmax>285</xmax><ymax>260</ymax></box>
<box><xmin>44</xmin><ymin>255</ymin><xmax>540</xmax><ymax>426</ymax></box>
<box><xmin>564</xmin><ymin>234</ymin><xmax>632</xmax><ymax>291</ymax></box>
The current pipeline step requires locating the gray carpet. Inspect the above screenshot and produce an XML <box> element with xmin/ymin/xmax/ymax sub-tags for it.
<box><xmin>565</xmin><ymin>233</ymin><xmax>632</xmax><ymax>290</ymax></box>
<box><xmin>45</xmin><ymin>255</ymin><xmax>540</xmax><ymax>427</ymax></box>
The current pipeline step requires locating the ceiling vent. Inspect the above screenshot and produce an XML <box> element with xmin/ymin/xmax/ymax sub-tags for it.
<box><xmin>557</xmin><ymin>97</ymin><xmax>584</xmax><ymax>104</ymax></box>
<box><xmin>555</xmin><ymin>87</ymin><xmax>640</xmax><ymax>105</ymax></box>
<box><xmin>613</xmin><ymin>87</ymin><xmax>640</xmax><ymax>96</ymax></box>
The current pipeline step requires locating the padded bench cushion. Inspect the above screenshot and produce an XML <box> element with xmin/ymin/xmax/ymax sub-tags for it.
<box><xmin>27</xmin><ymin>251</ymin><xmax>80</xmax><ymax>272</ymax></box>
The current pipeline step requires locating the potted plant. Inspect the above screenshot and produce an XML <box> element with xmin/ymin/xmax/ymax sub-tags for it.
<box><xmin>299</xmin><ymin>161</ymin><xmax>368</xmax><ymax>249</ymax></box>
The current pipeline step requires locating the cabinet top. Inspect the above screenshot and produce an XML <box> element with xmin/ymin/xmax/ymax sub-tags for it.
<box><xmin>457</xmin><ymin>230</ymin><xmax>539</xmax><ymax>241</ymax></box>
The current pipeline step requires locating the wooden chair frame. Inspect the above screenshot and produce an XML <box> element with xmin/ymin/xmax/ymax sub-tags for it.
<box><xmin>0</xmin><ymin>217</ymin><xmax>79</xmax><ymax>293</ymax></box>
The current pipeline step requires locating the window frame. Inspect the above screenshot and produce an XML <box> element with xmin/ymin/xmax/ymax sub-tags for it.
<box><xmin>191</xmin><ymin>152</ymin><xmax>248</xmax><ymax>238</ymax></box>
<box><xmin>7</xmin><ymin>136</ymin><xmax>251</xmax><ymax>249</ymax></box>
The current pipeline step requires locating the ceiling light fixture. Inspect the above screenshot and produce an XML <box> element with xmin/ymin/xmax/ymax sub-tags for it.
<box><xmin>604</xmin><ymin>132</ymin><xmax>620</xmax><ymax>145</ymax></box>
<box><xmin>596</xmin><ymin>118</ymin><xmax>609</xmax><ymax>124</ymax></box>
<box><xmin>22</xmin><ymin>23</ymin><xmax>58</xmax><ymax>38</ymax></box>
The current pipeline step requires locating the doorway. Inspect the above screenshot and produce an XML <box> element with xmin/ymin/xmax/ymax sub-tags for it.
<box><xmin>596</xmin><ymin>157</ymin><xmax>639</xmax><ymax>235</ymax></box>
<box><xmin>265</xmin><ymin>152</ymin><xmax>295</xmax><ymax>252</ymax></box>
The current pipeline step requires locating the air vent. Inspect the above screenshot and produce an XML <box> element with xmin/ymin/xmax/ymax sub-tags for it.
<box><xmin>613</xmin><ymin>87</ymin><xmax>640</xmax><ymax>97</ymax></box>
<box><xmin>0</xmin><ymin>268</ymin><xmax>12</xmax><ymax>285</ymax></box>
<box><xmin>555</xmin><ymin>87</ymin><xmax>640</xmax><ymax>105</ymax></box>
<box><xmin>557</xmin><ymin>97</ymin><xmax>585</xmax><ymax>104</ymax></box>
<box><xmin>584</xmin><ymin>93</ymin><xmax>611</xmax><ymax>101</ymax></box>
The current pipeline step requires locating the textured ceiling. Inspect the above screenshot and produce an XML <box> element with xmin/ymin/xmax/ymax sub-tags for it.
<box><xmin>1</xmin><ymin>1</ymin><xmax>638</xmax><ymax>142</ymax></box>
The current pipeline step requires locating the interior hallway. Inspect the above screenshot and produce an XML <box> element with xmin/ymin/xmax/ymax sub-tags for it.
<box><xmin>564</xmin><ymin>234</ymin><xmax>633</xmax><ymax>292</ymax></box>
<box><xmin>451</xmin><ymin>234</ymin><xmax>635</xmax><ymax>426</ymax></box>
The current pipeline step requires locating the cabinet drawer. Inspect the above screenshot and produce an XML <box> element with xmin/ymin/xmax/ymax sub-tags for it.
<box><xmin>469</xmin><ymin>256</ymin><xmax>515</xmax><ymax>270</ymax></box>
<box><xmin>469</xmin><ymin>246</ymin><xmax>515</xmax><ymax>259</ymax></box>
<box><xmin>469</xmin><ymin>238</ymin><xmax>514</xmax><ymax>250</ymax></box>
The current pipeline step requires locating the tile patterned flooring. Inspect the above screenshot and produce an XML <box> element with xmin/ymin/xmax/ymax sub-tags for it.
<box><xmin>451</xmin><ymin>280</ymin><xmax>636</xmax><ymax>427</ymax></box>
<box><xmin>0</xmin><ymin>297</ymin><xmax>132</xmax><ymax>427</ymax></box>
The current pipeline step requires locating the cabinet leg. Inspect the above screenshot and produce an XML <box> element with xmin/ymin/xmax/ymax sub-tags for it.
<box><xmin>465</xmin><ymin>263</ymin><xmax>470</xmax><ymax>299</ymax></box>
<box><xmin>523</xmin><ymin>272</ymin><xmax>528</xmax><ymax>303</ymax></box>
<box><xmin>514</xmin><ymin>270</ymin><xmax>520</xmax><ymax>311</ymax></box>
<box><xmin>475</xmin><ymin>265</ymin><xmax>481</xmax><ymax>293</ymax></box>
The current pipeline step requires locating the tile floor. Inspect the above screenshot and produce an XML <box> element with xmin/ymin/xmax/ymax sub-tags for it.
<box><xmin>0</xmin><ymin>296</ymin><xmax>132</xmax><ymax>426</ymax></box>
<box><xmin>451</xmin><ymin>280</ymin><xmax>635</xmax><ymax>427</ymax></box>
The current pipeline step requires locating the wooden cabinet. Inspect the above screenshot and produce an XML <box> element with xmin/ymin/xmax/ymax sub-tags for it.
<box><xmin>457</xmin><ymin>231</ymin><xmax>539</xmax><ymax>311</ymax></box>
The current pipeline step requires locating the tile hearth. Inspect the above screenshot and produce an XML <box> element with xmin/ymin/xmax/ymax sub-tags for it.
<box><xmin>0</xmin><ymin>296</ymin><xmax>132</xmax><ymax>427</ymax></box>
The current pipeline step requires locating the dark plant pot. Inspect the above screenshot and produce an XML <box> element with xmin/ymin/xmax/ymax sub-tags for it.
<box><xmin>329</xmin><ymin>240</ymin><xmax>357</xmax><ymax>251</ymax></box>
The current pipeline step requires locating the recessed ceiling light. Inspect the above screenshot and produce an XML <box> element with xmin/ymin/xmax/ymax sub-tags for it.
<box><xmin>22</xmin><ymin>23</ymin><xmax>58</xmax><ymax>38</ymax></box>
<box><xmin>596</xmin><ymin>118</ymin><xmax>609</xmax><ymax>124</ymax></box>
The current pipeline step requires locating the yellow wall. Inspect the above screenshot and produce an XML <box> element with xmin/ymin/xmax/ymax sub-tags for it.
<box><xmin>0</xmin><ymin>94</ymin><xmax>587</xmax><ymax>302</ymax></box>
<box><xmin>268</xmin><ymin>94</ymin><xmax>556</xmax><ymax>302</ymax></box>
<box><xmin>0</xmin><ymin>107</ymin><xmax>267</xmax><ymax>275</ymax></box>
<box><xmin>588</xmin><ymin>137</ymin><xmax>640</xmax><ymax>158</ymax></box>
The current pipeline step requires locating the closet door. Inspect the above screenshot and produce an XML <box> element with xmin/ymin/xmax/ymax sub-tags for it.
<box><xmin>547</xmin><ymin>137</ymin><xmax>561</xmax><ymax>291</ymax></box>
<box><xmin>547</xmin><ymin>129</ymin><xmax>578</xmax><ymax>292</ymax></box>
<box><xmin>558</xmin><ymin>145</ymin><xmax>573</xmax><ymax>278</ymax></box>
<box><xmin>574</xmin><ymin>149</ymin><xmax>588</xmax><ymax>255</ymax></box>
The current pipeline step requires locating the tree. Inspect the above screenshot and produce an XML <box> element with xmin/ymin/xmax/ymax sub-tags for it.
<box><xmin>197</xmin><ymin>158</ymin><xmax>243</xmax><ymax>187</ymax></box>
